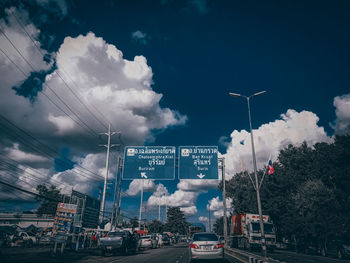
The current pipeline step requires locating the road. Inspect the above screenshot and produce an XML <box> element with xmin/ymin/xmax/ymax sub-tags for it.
<box><xmin>2</xmin><ymin>245</ymin><xmax>350</xmax><ymax>263</ymax></box>
<box><xmin>2</xmin><ymin>244</ymin><xmax>229</xmax><ymax>263</ymax></box>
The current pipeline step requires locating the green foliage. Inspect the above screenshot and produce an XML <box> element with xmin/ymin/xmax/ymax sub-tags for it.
<box><xmin>148</xmin><ymin>220</ymin><xmax>164</xmax><ymax>233</ymax></box>
<box><xmin>164</xmin><ymin>207</ymin><xmax>189</xmax><ymax>235</ymax></box>
<box><xmin>35</xmin><ymin>184</ymin><xmax>63</xmax><ymax>216</ymax></box>
<box><xmin>213</xmin><ymin>216</ymin><xmax>231</xmax><ymax>236</ymax></box>
<box><xmin>224</xmin><ymin>135</ymin><xmax>350</xmax><ymax>242</ymax></box>
<box><xmin>129</xmin><ymin>217</ymin><xmax>139</xmax><ymax>228</ymax></box>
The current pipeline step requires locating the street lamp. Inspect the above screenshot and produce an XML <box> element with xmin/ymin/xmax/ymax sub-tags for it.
<box><xmin>228</xmin><ymin>90</ymin><xmax>267</xmax><ymax>258</ymax></box>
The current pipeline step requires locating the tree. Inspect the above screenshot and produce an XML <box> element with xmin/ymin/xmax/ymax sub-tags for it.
<box><xmin>148</xmin><ymin>220</ymin><xmax>164</xmax><ymax>233</ymax></box>
<box><xmin>164</xmin><ymin>207</ymin><xmax>189</xmax><ymax>234</ymax></box>
<box><xmin>129</xmin><ymin>217</ymin><xmax>139</xmax><ymax>229</ymax></box>
<box><xmin>35</xmin><ymin>184</ymin><xmax>63</xmax><ymax>216</ymax></box>
<box><xmin>224</xmin><ymin>135</ymin><xmax>350</xmax><ymax>243</ymax></box>
<box><xmin>213</xmin><ymin>216</ymin><xmax>230</xmax><ymax>236</ymax></box>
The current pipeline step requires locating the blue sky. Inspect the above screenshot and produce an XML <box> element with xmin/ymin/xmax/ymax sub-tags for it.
<box><xmin>0</xmin><ymin>0</ymin><xmax>350</xmax><ymax>225</ymax></box>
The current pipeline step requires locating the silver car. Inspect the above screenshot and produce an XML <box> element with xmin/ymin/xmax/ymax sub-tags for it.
<box><xmin>189</xmin><ymin>233</ymin><xmax>224</xmax><ymax>262</ymax></box>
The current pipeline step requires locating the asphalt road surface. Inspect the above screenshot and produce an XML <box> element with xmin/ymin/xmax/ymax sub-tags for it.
<box><xmin>1</xmin><ymin>244</ymin><xmax>229</xmax><ymax>263</ymax></box>
<box><xmin>2</xmin><ymin>245</ymin><xmax>350</xmax><ymax>263</ymax></box>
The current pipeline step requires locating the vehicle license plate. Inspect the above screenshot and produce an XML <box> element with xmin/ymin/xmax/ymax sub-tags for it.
<box><xmin>202</xmin><ymin>245</ymin><xmax>212</xmax><ymax>250</ymax></box>
<box><xmin>107</xmin><ymin>246</ymin><xmax>112</xmax><ymax>250</ymax></box>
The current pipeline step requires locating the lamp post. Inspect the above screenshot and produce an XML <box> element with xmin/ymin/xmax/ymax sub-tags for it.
<box><xmin>229</xmin><ymin>90</ymin><xmax>267</xmax><ymax>258</ymax></box>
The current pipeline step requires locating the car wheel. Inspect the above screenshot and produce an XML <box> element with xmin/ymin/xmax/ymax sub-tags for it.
<box><xmin>337</xmin><ymin>249</ymin><xmax>343</xmax><ymax>259</ymax></box>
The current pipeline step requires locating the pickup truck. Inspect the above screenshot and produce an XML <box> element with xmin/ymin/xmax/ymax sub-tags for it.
<box><xmin>99</xmin><ymin>230</ymin><xmax>138</xmax><ymax>255</ymax></box>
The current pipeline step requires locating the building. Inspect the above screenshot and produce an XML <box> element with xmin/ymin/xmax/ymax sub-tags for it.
<box><xmin>0</xmin><ymin>213</ymin><xmax>54</xmax><ymax>228</ymax></box>
<box><xmin>69</xmin><ymin>190</ymin><xmax>100</xmax><ymax>229</ymax></box>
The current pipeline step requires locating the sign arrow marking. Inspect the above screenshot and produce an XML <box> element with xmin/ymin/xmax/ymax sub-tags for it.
<box><xmin>141</xmin><ymin>172</ymin><xmax>148</xmax><ymax>179</ymax></box>
<box><xmin>197</xmin><ymin>173</ymin><xmax>205</xmax><ymax>179</ymax></box>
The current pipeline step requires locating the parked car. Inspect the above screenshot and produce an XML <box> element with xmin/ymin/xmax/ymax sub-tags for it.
<box><xmin>189</xmin><ymin>232</ymin><xmax>224</xmax><ymax>262</ymax></box>
<box><xmin>321</xmin><ymin>239</ymin><xmax>350</xmax><ymax>259</ymax></box>
<box><xmin>99</xmin><ymin>230</ymin><xmax>138</xmax><ymax>255</ymax></box>
<box><xmin>18</xmin><ymin>232</ymin><xmax>36</xmax><ymax>247</ymax></box>
<box><xmin>139</xmin><ymin>235</ymin><xmax>154</xmax><ymax>249</ymax></box>
<box><xmin>162</xmin><ymin>234</ymin><xmax>171</xmax><ymax>246</ymax></box>
<box><xmin>39</xmin><ymin>234</ymin><xmax>52</xmax><ymax>246</ymax></box>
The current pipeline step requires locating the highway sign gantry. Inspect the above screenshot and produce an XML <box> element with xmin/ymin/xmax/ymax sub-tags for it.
<box><xmin>178</xmin><ymin>146</ymin><xmax>218</xmax><ymax>179</ymax></box>
<box><xmin>122</xmin><ymin>146</ymin><xmax>176</xmax><ymax>180</ymax></box>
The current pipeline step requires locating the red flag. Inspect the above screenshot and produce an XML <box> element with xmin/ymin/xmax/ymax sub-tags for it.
<box><xmin>268</xmin><ymin>160</ymin><xmax>275</xmax><ymax>175</ymax></box>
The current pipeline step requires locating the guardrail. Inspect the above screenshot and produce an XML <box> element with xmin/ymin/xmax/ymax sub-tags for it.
<box><xmin>224</xmin><ymin>246</ymin><xmax>285</xmax><ymax>263</ymax></box>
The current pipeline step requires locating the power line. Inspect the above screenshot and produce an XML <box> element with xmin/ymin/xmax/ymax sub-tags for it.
<box><xmin>0</xmin><ymin>26</ymin><xmax>100</xmax><ymax>138</ymax></box>
<box><xmin>0</xmin><ymin>156</ymin><xmax>71</xmax><ymax>189</ymax></box>
<box><xmin>0</xmin><ymin>177</ymin><xmax>59</xmax><ymax>202</ymax></box>
<box><xmin>0</xmin><ymin>114</ymin><xmax>103</xmax><ymax>182</ymax></box>
<box><xmin>9</xmin><ymin>9</ymin><xmax>110</xmax><ymax>131</ymax></box>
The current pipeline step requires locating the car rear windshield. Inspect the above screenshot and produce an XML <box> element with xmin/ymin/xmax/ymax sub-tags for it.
<box><xmin>141</xmin><ymin>236</ymin><xmax>151</xmax><ymax>239</ymax></box>
<box><xmin>193</xmin><ymin>233</ymin><xmax>218</xmax><ymax>241</ymax></box>
<box><xmin>108</xmin><ymin>232</ymin><xmax>125</xmax><ymax>237</ymax></box>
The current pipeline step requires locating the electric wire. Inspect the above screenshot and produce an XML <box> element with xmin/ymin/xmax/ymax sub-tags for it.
<box><xmin>0</xmin><ymin>26</ymin><xmax>100</xmax><ymax>138</ymax></box>
<box><xmin>0</xmin><ymin>114</ymin><xmax>103</xmax><ymax>182</ymax></box>
<box><xmin>9</xmin><ymin>9</ymin><xmax>109</xmax><ymax>131</ymax></box>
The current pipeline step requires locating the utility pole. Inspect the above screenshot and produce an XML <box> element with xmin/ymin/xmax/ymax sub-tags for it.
<box><xmin>99</xmin><ymin>124</ymin><xmax>118</xmax><ymax>225</ymax></box>
<box><xmin>115</xmin><ymin>157</ymin><xmax>123</xmax><ymax>227</ymax></box>
<box><xmin>138</xmin><ymin>180</ymin><xmax>144</xmax><ymax>229</ymax></box>
<box><xmin>111</xmin><ymin>156</ymin><xmax>121</xmax><ymax>229</ymax></box>
<box><xmin>208</xmin><ymin>205</ymin><xmax>211</xmax><ymax>232</ymax></box>
<box><xmin>158</xmin><ymin>200</ymin><xmax>161</xmax><ymax>221</ymax></box>
<box><xmin>222</xmin><ymin>157</ymin><xmax>228</xmax><ymax>244</ymax></box>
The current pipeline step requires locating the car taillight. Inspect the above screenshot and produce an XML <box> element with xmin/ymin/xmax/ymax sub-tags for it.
<box><xmin>215</xmin><ymin>243</ymin><xmax>223</xmax><ymax>249</ymax></box>
<box><xmin>190</xmin><ymin>244</ymin><xmax>199</xmax><ymax>249</ymax></box>
<box><xmin>147</xmin><ymin>239</ymin><xmax>151</xmax><ymax>242</ymax></box>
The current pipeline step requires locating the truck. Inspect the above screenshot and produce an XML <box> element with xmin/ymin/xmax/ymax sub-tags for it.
<box><xmin>230</xmin><ymin>213</ymin><xmax>276</xmax><ymax>252</ymax></box>
<box><xmin>189</xmin><ymin>223</ymin><xmax>206</xmax><ymax>237</ymax></box>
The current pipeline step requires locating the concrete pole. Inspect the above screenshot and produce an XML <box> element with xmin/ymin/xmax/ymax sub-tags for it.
<box><xmin>99</xmin><ymin>124</ymin><xmax>111</xmax><ymax>224</ymax></box>
<box><xmin>116</xmin><ymin>157</ymin><xmax>123</xmax><ymax>226</ymax></box>
<box><xmin>138</xmin><ymin>180</ymin><xmax>144</xmax><ymax>229</ymax></box>
<box><xmin>158</xmin><ymin>200</ymin><xmax>161</xmax><ymax>221</ymax></box>
<box><xmin>222</xmin><ymin>157</ymin><xmax>228</xmax><ymax>244</ymax></box>
<box><xmin>247</xmin><ymin>98</ymin><xmax>267</xmax><ymax>258</ymax></box>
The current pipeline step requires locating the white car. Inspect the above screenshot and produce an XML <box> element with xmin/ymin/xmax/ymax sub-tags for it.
<box><xmin>189</xmin><ymin>233</ymin><xmax>224</xmax><ymax>262</ymax></box>
<box><xmin>139</xmin><ymin>235</ymin><xmax>153</xmax><ymax>249</ymax></box>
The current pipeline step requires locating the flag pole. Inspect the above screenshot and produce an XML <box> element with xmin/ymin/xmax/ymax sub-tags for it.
<box><xmin>259</xmin><ymin>153</ymin><xmax>272</xmax><ymax>189</ymax></box>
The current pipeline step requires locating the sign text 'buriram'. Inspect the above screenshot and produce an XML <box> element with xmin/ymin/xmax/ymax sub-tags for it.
<box><xmin>122</xmin><ymin>146</ymin><xmax>176</xmax><ymax>180</ymax></box>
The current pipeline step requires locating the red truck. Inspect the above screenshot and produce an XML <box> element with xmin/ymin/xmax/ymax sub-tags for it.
<box><xmin>230</xmin><ymin>213</ymin><xmax>276</xmax><ymax>252</ymax></box>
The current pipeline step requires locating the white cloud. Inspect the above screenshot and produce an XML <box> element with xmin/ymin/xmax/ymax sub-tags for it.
<box><xmin>223</xmin><ymin>109</ymin><xmax>332</xmax><ymax>179</ymax></box>
<box><xmin>199</xmin><ymin>216</ymin><xmax>208</xmax><ymax>222</ymax></box>
<box><xmin>207</xmin><ymin>196</ymin><xmax>233</xmax><ymax>218</ymax></box>
<box><xmin>181</xmin><ymin>206</ymin><xmax>197</xmax><ymax>216</ymax></box>
<box><xmin>125</xmin><ymin>179</ymin><xmax>156</xmax><ymax>196</ymax></box>
<box><xmin>5</xmin><ymin>143</ymin><xmax>47</xmax><ymax>163</ymax></box>
<box><xmin>177</xmin><ymin>179</ymin><xmax>220</xmax><ymax>192</ymax></box>
<box><xmin>333</xmin><ymin>93</ymin><xmax>350</xmax><ymax>135</ymax></box>
<box><xmin>131</xmin><ymin>30</ymin><xmax>149</xmax><ymax>45</ymax></box>
<box><xmin>0</xmin><ymin>17</ymin><xmax>187</xmax><ymax>197</ymax></box>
